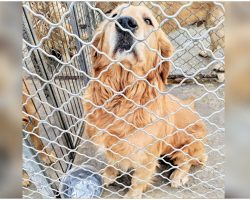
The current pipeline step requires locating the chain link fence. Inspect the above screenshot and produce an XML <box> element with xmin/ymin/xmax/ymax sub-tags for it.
<box><xmin>22</xmin><ymin>1</ymin><xmax>225</xmax><ymax>198</ymax></box>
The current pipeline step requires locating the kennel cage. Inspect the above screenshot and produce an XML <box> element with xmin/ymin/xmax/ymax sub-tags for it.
<box><xmin>22</xmin><ymin>1</ymin><xmax>225</xmax><ymax>198</ymax></box>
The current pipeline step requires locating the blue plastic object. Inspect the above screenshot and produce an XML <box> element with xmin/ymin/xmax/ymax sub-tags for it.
<box><xmin>60</xmin><ymin>165</ymin><xmax>103</xmax><ymax>198</ymax></box>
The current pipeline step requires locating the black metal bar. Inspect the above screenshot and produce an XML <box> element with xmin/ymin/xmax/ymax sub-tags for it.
<box><xmin>69</xmin><ymin>2</ymin><xmax>90</xmax><ymax>85</ymax></box>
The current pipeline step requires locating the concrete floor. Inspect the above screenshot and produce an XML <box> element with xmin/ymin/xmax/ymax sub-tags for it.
<box><xmin>23</xmin><ymin>66</ymin><xmax>224</xmax><ymax>199</ymax></box>
<box><xmin>72</xmin><ymin>82</ymin><xmax>225</xmax><ymax>199</ymax></box>
<box><xmin>23</xmin><ymin>3</ymin><xmax>224</xmax><ymax>198</ymax></box>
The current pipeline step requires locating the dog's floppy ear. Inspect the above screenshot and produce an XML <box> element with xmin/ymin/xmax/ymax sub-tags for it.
<box><xmin>92</xmin><ymin>24</ymin><xmax>104</xmax><ymax>59</ymax></box>
<box><xmin>91</xmin><ymin>25</ymin><xmax>109</xmax><ymax>76</ymax></box>
<box><xmin>158</xmin><ymin>30</ymin><xmax>174</xmax><ymax>84</ymax></box>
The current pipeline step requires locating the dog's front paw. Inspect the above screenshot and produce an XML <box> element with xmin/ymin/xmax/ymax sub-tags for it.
<box><xmin>170</xmin><ymin>170</ymin><xmax>189</xmax><ymax>188</ymax></box>
<box><xmin>124</xmin><ymin>189</ymin><xmax>142</xmax><ymax>199</ymax></box>
<box><xmin>102</xmin><ymin>167</ymin><xmax>118</xmax><ymax>187</ymax></box>
<box><xmin>103</xmin><ymin>175</ymin><xmax>115</xmax><ymax>188</ymax></box>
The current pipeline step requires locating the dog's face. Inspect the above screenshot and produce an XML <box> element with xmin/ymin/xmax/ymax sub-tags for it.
<box><xmin>93</xmin><ymin>4</ymin><xmax>173</xmax><ymax>83</ymax></box>
<box><xmin>109</xmin><ymin>5</ymin><xmax>159</xmax><ymax>61</ymax></box>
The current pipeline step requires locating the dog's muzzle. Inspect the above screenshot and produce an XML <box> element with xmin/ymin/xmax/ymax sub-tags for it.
<box><xmin>114</xmin><ymin>16</ymin><xmax>138</xmax><ymax>53</ymax></box>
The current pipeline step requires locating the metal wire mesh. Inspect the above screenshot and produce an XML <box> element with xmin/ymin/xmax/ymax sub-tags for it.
<box><xmin>22</xmin><ymin>1</ymin><xmax>225</xmax><ymax>198</ymax></box>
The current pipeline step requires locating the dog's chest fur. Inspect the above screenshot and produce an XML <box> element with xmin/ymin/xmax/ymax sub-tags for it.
<box><xmin>83</xmin><ymin>66</ymin><xmax>166</xmax><ymax>155</ymax></box>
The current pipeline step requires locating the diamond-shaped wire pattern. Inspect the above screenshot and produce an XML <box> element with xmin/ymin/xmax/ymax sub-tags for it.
<box><xmin>22</xmin><ymin>1</ymin><xmax>224</xmax><ymax>198</ymax></box>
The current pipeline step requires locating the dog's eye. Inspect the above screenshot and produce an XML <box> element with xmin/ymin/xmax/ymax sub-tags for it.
<box><xmin>105</xmin><ymin>9</ymin><xmax>112</xmax><ymax>14</ymax></box>
<box><xmin>144</xmin><ymin>18</ymin><xmax>153</xmax><ymax>26</ymax></box>
<box><xmin>112</xmin><ymin>13</ymin><xmax>117</xmax><ymax>18</ymax></box>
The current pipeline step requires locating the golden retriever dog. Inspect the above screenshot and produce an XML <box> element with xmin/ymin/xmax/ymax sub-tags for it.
<box><xmin>96</xmin><ymin>2</ymin><xmax>224</xmax><ymax>58</ymax></box>
<box><xmin>83</xmin><ymin>4</ymin><xmax>207</xmax><ymax>198</ymax></box>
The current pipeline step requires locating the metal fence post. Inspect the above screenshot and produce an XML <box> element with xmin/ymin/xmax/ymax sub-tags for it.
<box><xmin>68</xmin><ymin>2</ymin><xmax>90</xmax><ymax>85</ymax></box>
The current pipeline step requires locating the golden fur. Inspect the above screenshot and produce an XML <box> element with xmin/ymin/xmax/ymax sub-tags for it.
<box><xmin>83</xmin><ymin>5</ymin><xmax>207</xmax><ymax>198</ymax></box>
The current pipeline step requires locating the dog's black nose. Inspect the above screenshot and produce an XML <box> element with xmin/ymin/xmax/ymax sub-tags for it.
<box><xmin>116</xmin><ymin>16</ymin><xmax>138</xmax><ymax>32</ymax></box>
